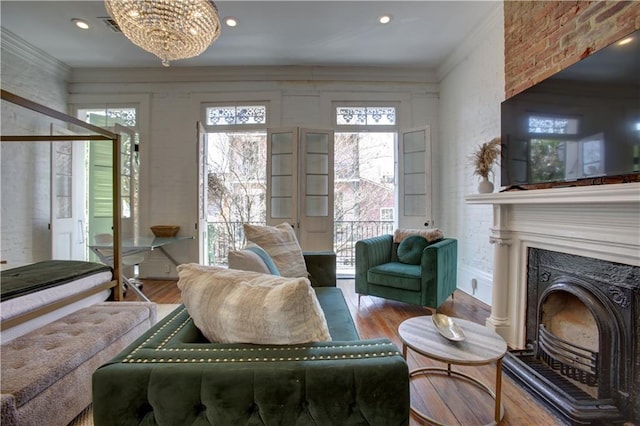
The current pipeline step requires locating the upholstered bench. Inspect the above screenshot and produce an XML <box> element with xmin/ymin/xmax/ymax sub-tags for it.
<box><xmin>1</xmin><ymin>302</ymin><xmax>156</xmax><ymax>426</ymax></box>
<box><xmin>93</xmin><ymin>288</ymin><xmax>410</xmax><ymax>425</ymax></box>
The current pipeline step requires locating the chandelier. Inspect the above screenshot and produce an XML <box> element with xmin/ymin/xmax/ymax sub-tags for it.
<box><xmin>105</xmin><ymin>0</ymin><xmax>221</xmax><ymax>67</ymax></box>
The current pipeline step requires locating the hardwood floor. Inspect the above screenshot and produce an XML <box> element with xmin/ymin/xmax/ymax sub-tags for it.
<box><xmin>129</xmin><ymin>278</ymin><xmax>567</xmax><ymax>426</ymax></box>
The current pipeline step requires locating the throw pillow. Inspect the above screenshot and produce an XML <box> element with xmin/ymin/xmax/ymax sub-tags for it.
<box><xmin>393</xmin><ymin>228</ymin><xmax>444</xmax><ymax>244</ymax></box>
<box><xmin>228</xmin><ymin>249</ymin><xmax>272</xmax><ymax>274</ymax></box>
<box><xmin>397</xmin><ymin>235</ymin><xmax>430</xmax><ymax>265</ymax></box>
<box><xmin>176</xmin><ymin>264</ymin><xmax>331</xmax><ymax>344</ymax></box>
<box><xmin>243</xmin><ymin>223</ymin><xmax>308</xmax><ymax>278</ymax></box>
<box><xmin>245</xmin><ymin>243</ymin><xmax>281</xmax><ymax>275</ymax></box>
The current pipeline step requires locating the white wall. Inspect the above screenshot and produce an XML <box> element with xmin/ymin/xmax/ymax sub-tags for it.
<box><xmin>436</xmin><ymin>6</ymin><xmax>504</xmax><ymax>304</ymax></box>
<box><xmin>67</xmin><ymin>69</ymin><xmax>440</xmax><ymax>278</ymax></box>
<box><xmin>0</xmin><ymin>29</ymin><xmax>70</xmax><ymax>268</ymax></box>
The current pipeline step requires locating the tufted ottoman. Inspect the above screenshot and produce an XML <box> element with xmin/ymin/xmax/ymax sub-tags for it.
<box><xmin>1</xmin><ymin>302</ymin><xmax>156</xmax><ymax>426</ymax></box>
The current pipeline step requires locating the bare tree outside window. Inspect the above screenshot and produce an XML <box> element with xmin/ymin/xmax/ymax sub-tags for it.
<box><xmin>207</xmin><ymin>132</ymin><xmax>267</xmax><ymax>261</ymax></box>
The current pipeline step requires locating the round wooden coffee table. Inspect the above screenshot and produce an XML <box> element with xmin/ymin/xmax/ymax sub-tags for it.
<box><xmin>398</xmin><ymin>316</ymin><xmax>507</xmax><ymax>426</ymax></box>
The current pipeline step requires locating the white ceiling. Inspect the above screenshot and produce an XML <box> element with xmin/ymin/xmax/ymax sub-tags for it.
<box><xmin>0</xmin><ymin>1</ymin><xmax>499</xmax><ymax>69</ymax></box>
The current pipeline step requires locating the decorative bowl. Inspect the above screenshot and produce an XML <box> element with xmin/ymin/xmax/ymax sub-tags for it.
<box><xmin>150</xmin><ymin>225</ymin><xmax>180</xmax><ymax>238</ymax></box>
<box><xmin>432</xmin><ymin>313</ymin><xmax>466</xmax><ymax>341</ymax></box>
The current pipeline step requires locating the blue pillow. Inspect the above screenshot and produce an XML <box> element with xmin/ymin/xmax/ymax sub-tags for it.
<box><xmin>245</xmin><ymin>245</ymin><xmax>280</xmax><ymax>275</ymax></box>
<box><xmin>397</xmin><ymin>235</ymin><xmax>429</xmax><ymax>265</ymax></box>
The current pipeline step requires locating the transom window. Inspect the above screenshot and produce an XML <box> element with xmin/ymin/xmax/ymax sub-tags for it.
<box><xmin>78</xmin><ymin>108</ymin><xmax>136</xmax><ymax>127</ymax></box>
<box><xmin>336</xmin><ymin>106</ymin><xmax>396</xmax><ymax>126</ymax></box>
<box><xmin>206</xmin><ymin>105</ymin><xmax>266</xmax><ymax>126</ymax></box>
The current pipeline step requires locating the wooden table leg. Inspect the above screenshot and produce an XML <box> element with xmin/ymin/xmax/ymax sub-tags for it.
<box><xmin>495</xmin><ymin>357</ymin><xmax>503</xmax><ymax>423</ymax></box>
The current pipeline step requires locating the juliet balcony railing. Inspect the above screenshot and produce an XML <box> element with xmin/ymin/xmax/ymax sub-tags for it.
<box><xmin>207</xmin><ymin>220</ymin><xmax>394</xmax><ymax>273</ymax></box>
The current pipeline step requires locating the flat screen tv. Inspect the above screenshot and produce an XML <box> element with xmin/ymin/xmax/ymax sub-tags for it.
<box><xmin>500</xmin><ymin>29</ymin><xmax>640</xmax><ymax>190</ymax></box>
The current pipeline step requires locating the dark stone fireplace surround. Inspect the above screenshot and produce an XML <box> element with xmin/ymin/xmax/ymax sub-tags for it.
<box><xmin>503</xmin><ymin>248</ymin><xmax>639</xmax><ymax>425</ymax></box>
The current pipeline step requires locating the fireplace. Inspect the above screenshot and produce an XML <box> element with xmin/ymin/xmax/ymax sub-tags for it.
<box><xmin>503</xmin><ymin>248</ymin><xmax>639</xmax><ymax>424</ymax></box>
<box><xmin>465</xmin><ymin>182</ymin><xmax>640</xmax><ymax>424</ymax></box>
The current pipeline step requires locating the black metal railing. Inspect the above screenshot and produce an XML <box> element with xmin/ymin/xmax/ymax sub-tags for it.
<box><xmin>207</xmin><ymin>220</ymin><xmax>394</xmax><ymax>269</ymax></box>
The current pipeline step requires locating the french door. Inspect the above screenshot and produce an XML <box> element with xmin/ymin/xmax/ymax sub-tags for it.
<box><xmin>87</xmin><ymin>124</ymin><xmax>138</xmax><ymax>263</ymax></box>
<box><xmin>267</xmin><ymin>127</ymin><xmax>334</xmax><ymax>251</ymax></box>
<box><xmin>398</xmin><ymin>127</ymin><xmax>432</xmax><ymax>228</ymax></box>
<box><xmin>50</xmin><ymin>131</ymin><xmax>86</xmax><ymax>260</ymax></box>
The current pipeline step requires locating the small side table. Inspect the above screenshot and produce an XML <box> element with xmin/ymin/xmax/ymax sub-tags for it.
<box><xmin>398</xmin><ymin>316</ymin><xmax>507</xmax><ymax>426</ymax></box>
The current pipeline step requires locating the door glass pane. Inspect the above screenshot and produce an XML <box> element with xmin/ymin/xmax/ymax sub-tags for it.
<box><xmin>271</xmin><ymin>133</ymin><xmax>293</xmax><ymax>154</ymax></box>
<box><xmin>404</xmin><ymin>174</ymin><xmax>426</xmax><ymax>194</ymax></box>
<box><xmin>306</xmin><ymin>175</ymin><xmax>328</xmax><ymax>195</ymax></box>
<box><xmin>271</xmin><ymin>176</ymin><xmax>292</xmax><ymax>196</ymax></box>
<box><xmin>403</xmin><ymin>130</ymin><xmax>425</xmax><ymax>153</ymax></box>
<box><xmin>306</xmin><ymin>154</ymin><xmax>328</xmax><ymax>174</ymax></box>
<box><xmin>404</xmin><ymin>195</ymin><xmax>426</xmax><ymax>216</ymax></box>
<box><xmin>271</xmin><ymin>154</ymin><xmax>292</xmax><ymax>175</ymax></box>
<box><xmin>271</xmin><ymin>198</ymin><xmax>292</xmax><ymax>218</ymax></box>
<box><xmin>306</xmin><ymin>133</ymin><xmax>328</xmax><ymax>153</ymax></box>
<box><xmin>306</xmin><ymin>196</ymin><xmax>328</xmax><ymax>217</ymax></box>
<box><xmin>404</xmin><ymin>151</ymin><xmax>425</xmax><ymax>174</ymax></box>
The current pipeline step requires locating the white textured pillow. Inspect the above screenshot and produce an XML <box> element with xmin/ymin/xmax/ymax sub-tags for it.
<box><xmin>393</xmin><ymin>228</ymin><xmax>444</xmax><ymax>243</ymax></box>
<box><xmin>243</xmin><ymin>223</ymin><xmax>308</xmax><ymax>278</ymax></box>
<box><xmin>176</xmin><ymin>264</ymin><xmax>331</xmax><ymax>344</ymax></box>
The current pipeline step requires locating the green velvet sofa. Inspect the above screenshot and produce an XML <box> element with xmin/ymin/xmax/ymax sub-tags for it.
<box><xmin>93</xmin><ymin>286</ymin><xmax>409</xmax><ymax>425</ymax></box>
<box><xmin>355</xmin><ymin>235</ymin><xmax>457</xmax><ymax>309</ymax></box>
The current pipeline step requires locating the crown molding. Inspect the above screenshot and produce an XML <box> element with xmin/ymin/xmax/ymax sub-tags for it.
<box><xmin>1</xmin><ymin>28</ymin><xmax>71</xmax><ymax>79</ymax></box>
<box><xmin>69</xmin><ymin>65</ymin><xmax>438</xmax><ymax>85</ymax></box>
<box><xmin>437</xmin><ymin>3</ymin><xmax>503</xmax><ymax>81</ymax></box>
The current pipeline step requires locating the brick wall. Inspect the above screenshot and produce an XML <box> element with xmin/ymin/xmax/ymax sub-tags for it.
<box><xmin>1</xmin><ymin>34</ymin><xmax>69</xmax><ymax>268</ymax></box>
<box><xmin>504</xmin><ymin>1</ymin><xmax>640</xmax><ymax>98</ymax></box>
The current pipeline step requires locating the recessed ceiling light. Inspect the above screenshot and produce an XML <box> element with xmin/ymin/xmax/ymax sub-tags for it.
<box><xmin>617</xmin><ymin>37</ymin><xmax>633</xmax><ymax>46</ymax></box>
<box><xmin>378</xmin><ymin>15</ymin><xmax>392</xmax><ymax>24</ymax></box>
<box><xmin>225</xmin><ymin>17</ymin><xmax>238</xmax><ymax>27</ymax></box>
<box><xmin>72</xmin><ymin>18</ymin><xmax>90</xmax><ymax>30</ymax></box>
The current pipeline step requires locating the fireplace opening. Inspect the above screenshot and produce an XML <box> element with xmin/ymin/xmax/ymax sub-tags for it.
<box><xmin>503</xmin><ymin>248</ymin><xmax>639</xmax><ymax>425</ymax></box>
<box><xmin>538</xmin><ymin>292</ymin><xmax>598</xmax><ymax>398</ymax></box>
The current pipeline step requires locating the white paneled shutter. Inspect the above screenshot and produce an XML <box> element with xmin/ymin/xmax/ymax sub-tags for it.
<box><xmin>398</xmin><ymin>127</ymin><xmax>432</xmax><ymax>228</ymax></box>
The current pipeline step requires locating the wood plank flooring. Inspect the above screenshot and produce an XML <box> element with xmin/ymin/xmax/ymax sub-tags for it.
<box><xmin>128</xmin><ymin>279</ymin><xmax>567</xmax><ymax>426</ymax></box>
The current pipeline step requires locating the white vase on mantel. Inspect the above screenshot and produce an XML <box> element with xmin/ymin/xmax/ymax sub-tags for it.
<box><xmin>477</xmin><ymin>176</ymin><xmax>494</xmax><ymax>194</ymax></box>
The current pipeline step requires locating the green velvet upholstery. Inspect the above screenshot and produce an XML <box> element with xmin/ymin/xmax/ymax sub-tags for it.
<box><xmin>303</xmin><ymin>251</ymin><xmax>337</xmax><ymax>287</ymax></box>
<box><xmin>356</xmin><ymin>235</ymin><xmax>457</xmax><ymax>308</ymax></box>
<box><xmin>93</xmin><ymin>287</ymin><xmax>409</xmax><ymax>425</ymax></box>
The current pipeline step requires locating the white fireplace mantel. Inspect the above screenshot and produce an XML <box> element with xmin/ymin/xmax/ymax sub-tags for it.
<box><xmin>465</xmin><ymin>182</ymin><xmax>640</xmax><ymax>348</ymax></box>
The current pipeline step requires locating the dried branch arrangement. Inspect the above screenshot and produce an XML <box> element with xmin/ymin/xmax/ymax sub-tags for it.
<box><xmin>470</xmin><ymin>137</ymin><xmax>501</xmax><ymax>179</ymax></box>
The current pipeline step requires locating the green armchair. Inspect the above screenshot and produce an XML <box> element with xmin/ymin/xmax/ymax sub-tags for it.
<box><xmin>355</xmin><ymin>235</ymin><xmax>457</xmax><ymax>309</ymax></box>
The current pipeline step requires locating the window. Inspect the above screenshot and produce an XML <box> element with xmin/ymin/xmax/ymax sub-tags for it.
<box><xmin>336</xmin><ymin>106</ymin><xmax>396</xmax><ymax>126</ymax></box>
<box><xmin>205</xmin><ymin>105</ymin><xmax>266</xmax><ymax>126</ymax></box>
<box><xmin>380</xmin><ymin>207</ymin><xmax>393</xmax><ymax>221</ymax></box>
<box><xmin>78</xmin><ymin>107</ymin><xmax>138</xmax><ymax>219</ymax></box>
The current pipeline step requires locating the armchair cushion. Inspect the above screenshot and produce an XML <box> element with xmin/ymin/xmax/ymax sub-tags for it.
<box><xmin>397</xmin><ymin>235</ymin><xmax>430</xmax><ymax>264</ymax></box>
<box><xmin>368</xmin><ymin>263</ymin><xmax>421</xmax><ymax>291</ymax></box>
